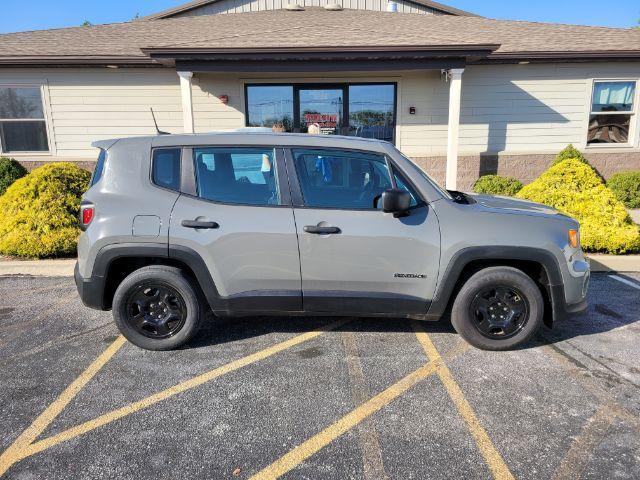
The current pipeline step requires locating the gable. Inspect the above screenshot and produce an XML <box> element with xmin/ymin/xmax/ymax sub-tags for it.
<box><xmin>141</xmin><ymin>0</ymin><xmax>477</xmax><ymax>20</ymax></box>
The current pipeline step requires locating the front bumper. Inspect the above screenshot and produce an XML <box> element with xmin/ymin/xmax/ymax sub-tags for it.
<box><xmin>549</xmin><ymin>265</ymin><xmax>590</xmax><ymax>323</ymax></box>
<box><xmin>74</xmin><ymin>262</ymin><xmax>106</xmax><ymax>310</ymax></box>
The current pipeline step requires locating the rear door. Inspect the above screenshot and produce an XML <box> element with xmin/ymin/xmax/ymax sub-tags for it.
<box><xmin>285</xmin><ymin>147</ymin><xmax>440</xmax><ymax>315</ymax></box>
<box><xmin>170</xmin><ymin>146</ymin><xmax>302</xmax><ymax>312</ymax></box>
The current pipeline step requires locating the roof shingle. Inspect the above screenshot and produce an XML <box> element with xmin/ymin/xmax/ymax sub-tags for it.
<box><xmin>0</xmin><ymin>9</ymin><xmax>639</xmax><ymax>64</ymax></box>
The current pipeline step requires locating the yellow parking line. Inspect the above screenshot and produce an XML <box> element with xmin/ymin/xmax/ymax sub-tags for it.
<box><xmin>553</xmin><ymin>404</ymin><xmax>616</xmax><ymax>480</ymax></box>
<box><xmin>412</xmin><ymin>322</ymin><xmax>514</xmax><ymax>480</ymax></box>
<box><xmin>10</xmin><ymin>318</ymin><xmax>349</xmax><ymax>467</ymax></box>
<box><xmin>251</xmin><ymin>361</ymin><xmax>440</xmax><ymax>480</ymax></box>
<box><xmin>341</xmin><ymin>331</ymin><xmax>388</xmax><ymax>480</ymax></box>
<box><xmin>0</xmin><ymin>335</ymin><xmax>127</xmax><ymax>477</ymax></box>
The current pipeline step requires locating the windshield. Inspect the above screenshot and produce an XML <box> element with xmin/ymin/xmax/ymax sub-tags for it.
<box><xmin>391</xmin><ymin>147</ymin><xmax>453</xmax><ymax>200</ymax></box>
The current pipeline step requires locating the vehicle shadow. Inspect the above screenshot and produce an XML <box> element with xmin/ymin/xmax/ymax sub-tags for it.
<box><xmin>183</xmin><ymin>273</ymin><xmax>639</xmax><ymax>351</ymax></box>
<box><xmin>531</xmin><ymin>272</ymin><xmax>640</xmax><ymax>349</ymax></box>
<box><xmin>184</xmin><ymin>314</ymin><xmax>456</xmax><ymax>350</ymax></box>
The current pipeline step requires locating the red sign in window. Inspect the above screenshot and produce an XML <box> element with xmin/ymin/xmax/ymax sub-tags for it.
<box><xmin>304</xmin><ymin>113</ymin><xmax>338</xmax><ymax>130</ymax></box>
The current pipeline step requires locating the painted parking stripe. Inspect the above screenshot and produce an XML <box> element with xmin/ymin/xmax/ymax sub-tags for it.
<box><xmin>0</xmin><ymin>335</ymin><xmax>127</xmax><ymax>477</ymax></box>
<box><xmin>412</xmin><ymin>323</ymin><xmax>515</xmax><ymax>480</ymax></box>
<box><xmin>552</xmin><ymin>404</ymin><xmax>617</xmax><ymax>480</ymax></box>
<box><xmin>608</xmin><ymin>274</ymin><xmax>640</xmax><ymax>290</ymax></box>
<box><xmin>6</xmin><ymin>318</ymin><xmax>349</xmax><ymax>470</ymax></box>
<box><xmin>251</xmin><ymin>361</ymin><xmax>440</xmax><ymax>480</ymax></box>
<box><xmin>341</xmin><ymin>331</ymin><xmax>388</xmax><ymax>480</ymax></box>
<box><xmin>251</xmin><ymin>334</ymin><xmax>469</xmax><ymax>480</ymax></box>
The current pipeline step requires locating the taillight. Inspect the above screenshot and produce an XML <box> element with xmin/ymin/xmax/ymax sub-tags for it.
<box><xmin>79</xmin><ymin>203</ymin><xmax>94</xmax><ymax>231</ymax></box>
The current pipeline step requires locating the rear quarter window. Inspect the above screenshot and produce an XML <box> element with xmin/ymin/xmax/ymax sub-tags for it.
<box><xmin>152</xmin><ymin>148</ymin><xmax>181</xmax><ymax>191</ymax></box>
<box><xmin>90</xmin><ymin>149</ymin><xmax>106</xmax><ymax>187</ymax></box>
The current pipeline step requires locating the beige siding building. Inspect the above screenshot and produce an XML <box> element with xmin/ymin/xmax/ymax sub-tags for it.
<box><xmin>1</xmin><ymin>0</ymin><xmax>639</xmax><ymax>189</ymax></box>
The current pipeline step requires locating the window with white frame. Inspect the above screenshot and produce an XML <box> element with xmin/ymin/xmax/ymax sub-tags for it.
<box><xmin>587</xmin><ymin>80</ymin><xmax>637</xmax><ymax>145</ymax></box>
<box><xmin>0</xmin><ymin>86</ymin><xmax>49</xmax><ymax>153</ymax></box>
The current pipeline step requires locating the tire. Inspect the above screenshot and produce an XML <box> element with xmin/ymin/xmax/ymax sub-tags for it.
<box><xmin>112</xmin><ymin>265</ymin><xmax>206</xmax><ymax>351</ymax></box>
<box><xmin>451</xmin><ymin>266</ymin><xmax>544</xmax><ymax>351</ymax></box>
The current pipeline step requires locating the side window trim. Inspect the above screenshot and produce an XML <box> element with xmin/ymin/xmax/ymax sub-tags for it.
<box><xmin>283</xmin><ymin>148</ymin><xmax>305</xmax><ymax>207</ymax></box>
<box><xmin>284</xmin><ymin>147</ymin><xmax>425</xmax><ymax>210</ymax></box>
<box><xmin>389</xmin><ymin>164</ymin><xmax>426</xmax><ymax>209</ymax></box>
<box><xmin>274</xmin><ymin>148</ymin><xmax>292</xmax><ymax>206</ymax></box>
<box><xmin>180</xmin><ymin>147</ymin><xmax>197</xmax><ymax>196</ymax></box>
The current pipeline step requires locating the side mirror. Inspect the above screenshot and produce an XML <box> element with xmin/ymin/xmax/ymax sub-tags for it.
<box><xmin>380</xmin><ymin>189</ymin><xmax>411</xmax><ymax>215</ymax></box>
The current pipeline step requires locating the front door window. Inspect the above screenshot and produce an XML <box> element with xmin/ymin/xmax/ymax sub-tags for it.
<box><xmin>299</xmin><ymin>88</ymin><xmax>345</xmax><ymax>135</ymax></box>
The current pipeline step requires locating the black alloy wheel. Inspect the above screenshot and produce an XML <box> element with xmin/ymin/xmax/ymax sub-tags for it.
<box><xmin>469</xmin><ymin>285</ymin><xmax>529</xmax><ymax>339</ymax></box>
<box><xmin>125</xmin><ymin>283</ymin><xmax>187</xmax><ymax>339</ymax></box>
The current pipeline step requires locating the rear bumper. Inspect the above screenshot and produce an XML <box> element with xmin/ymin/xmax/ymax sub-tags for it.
<box><xmin>74</xmin><ymin>262</ymin><xmax>105</xmax><ymax>310</ymax></box>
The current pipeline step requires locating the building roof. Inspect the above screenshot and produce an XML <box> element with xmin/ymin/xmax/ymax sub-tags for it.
<box><xmin>1</xmin><ymin>8</ymin><xmax>639</xmax><ymax>66</ymax></box>
<box><xmin>138</xmin><ymin>0</ymin><xmax>479</xmax><ymax>20</ymax></box>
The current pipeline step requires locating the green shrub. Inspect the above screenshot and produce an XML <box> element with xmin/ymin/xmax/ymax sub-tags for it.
<box><xmin>0</xmin><ymin>162</ymin><xmax>90</xmax><ymax>258</ymax></box>
<box><xmin>0</xmin><ymin>157</ymin><xmax>28</xmax><ymax>196</ymax></box>
<box><xmin>473</xmin><ymin>175</ymin><xmax>523</xmax><ymax>196</ymax></box>
<box><xmin>553</xmin><ymin>144</ymin><xmax>588</xmax><ymax>165</ymax></box>
<box><xmin>517</xmin><ymin>159</ymin><xmax>640</xmax><ymax>254</ymax></box>
<box><xmin>607</xmin><ymin>171</ymin><xmax>640</xmax><ymax>209</ymax></box>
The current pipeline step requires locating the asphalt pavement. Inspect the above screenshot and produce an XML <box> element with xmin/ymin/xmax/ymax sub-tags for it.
<box><xmin>0</xmin><ymin>273</ymin><xmax>639</xmax><ymax>479</ymax></box>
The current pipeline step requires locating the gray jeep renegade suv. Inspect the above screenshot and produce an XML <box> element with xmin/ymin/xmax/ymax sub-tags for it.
<box><xmin>75</xmin><ymin>132</ymin><xmax>589</xmax><ymax>351</ymax></box>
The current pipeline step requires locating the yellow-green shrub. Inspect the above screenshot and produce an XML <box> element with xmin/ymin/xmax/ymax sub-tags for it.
<box><xmin>0</xmin><ymin>157</ymin><xmax>28</xmax><ymax>195</ymax></box>
<box><xmin>553</xmin><ymin>144</ymin><xmax>588</xmax><ymax>166</ymax></box>
<box><xmin>607</xmin><ymin>171</ymin><xmax>640</xmax><ymax>209</ymax></box>
<box><xmin>0</xmin><ymin>162</ymin><xmax>90</xmax><ymax>258</ymax></box>
<box><xmin>473</xmin><ymin>175</ymin><xmax>523</xmax><ymax>196</ymax></box>
<box><xmin>517</xmin><ymin>158</ymin><xmax>640</xmax><ymax>254</ymax></box>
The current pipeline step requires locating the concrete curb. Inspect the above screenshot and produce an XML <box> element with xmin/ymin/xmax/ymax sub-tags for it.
<box><xmin>0</xmin><ymin>259</ymin><xmax>76</xmax><ymax>277</ymax></box>
<box><xmin>587</xmin><ymin>254</ymin><xmax>640</xmax><ymax>273</ymax></box>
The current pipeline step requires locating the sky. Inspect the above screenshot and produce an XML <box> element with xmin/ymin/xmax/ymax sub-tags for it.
<box><xmin>0</xmin><ymin>0</ymin><xmax>638</xmax><ymax>34</ymax></box>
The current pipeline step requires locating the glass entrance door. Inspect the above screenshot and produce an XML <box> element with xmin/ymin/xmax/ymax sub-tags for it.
<box><xmin>297</xmin><ymin>87</ymin><xmax>345</xmax><ymax>135</ymax></box>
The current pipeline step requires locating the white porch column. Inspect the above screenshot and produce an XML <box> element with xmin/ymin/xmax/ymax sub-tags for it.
<box><xmin>445</xmin><ymin>68</ymin><xmax>464</xmax><ymax>190</ymax></box>
<box><xmin>178</xmin><ymin>71</ymin><xmax>195</xmax><ymax>134</ymax></box>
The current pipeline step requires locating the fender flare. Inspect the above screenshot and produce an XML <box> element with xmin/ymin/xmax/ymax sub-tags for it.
<box><xmin>427</xmin><ymin>245</ymin><xmax>563</xmax><ymax>319</ymax></box>
<box><xmin>89</xmin><ymin>243</ymin><xmax>222</xmax><ymax>310</ymax></box>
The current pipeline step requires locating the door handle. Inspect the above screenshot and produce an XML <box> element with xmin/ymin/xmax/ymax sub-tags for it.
<box><xmin>181</xmin><ymin>219</ymin><xmax>219</xmax><ymax>229</ymax></box>
<box><xmin>303</xmin><ymin>225</ymin><xmax>341</xmax><ymax>234</ymax></box>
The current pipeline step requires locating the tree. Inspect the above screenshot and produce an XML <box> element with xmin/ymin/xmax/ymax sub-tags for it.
<box><xmin>81</xmin><ymin>20</ymin><xmax>92</xmax><ymax>26</ymax></box>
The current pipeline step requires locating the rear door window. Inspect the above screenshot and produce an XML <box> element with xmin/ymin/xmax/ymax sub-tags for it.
<box><xmin>193</xmin><ymin>147</ymin><xmax>280</xmax><ymax>206</ymax></box>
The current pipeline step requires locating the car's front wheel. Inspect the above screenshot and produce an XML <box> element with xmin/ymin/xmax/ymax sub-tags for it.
<box><xmin>112</xmin><ymin>266</ymin><xmax>205</xmax><ymax>350</ymax></box>
<box><xmin>451</xmin><ymin>266</ymin><xmax>544</xmax><ymax>351</ymax></box>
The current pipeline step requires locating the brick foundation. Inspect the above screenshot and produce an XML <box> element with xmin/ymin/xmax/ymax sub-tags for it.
<box><xmin>411</xmin><ymin>151</ymin><xmax>640</xmax><ymax>191</ymax></box>
<box><xmin>16</xmin><ymin>160</ymin><xmax>96</xmax><ymax>172</ymax></box>
<box><xmin>13</xmin><ymin>151</ymin><xmax>640</xmax><ymax>192</ymax></box>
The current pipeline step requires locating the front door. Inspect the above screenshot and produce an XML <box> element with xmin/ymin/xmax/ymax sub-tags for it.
<box><xmin>285</xmin><ymin>147</ymin><xmax>441</xmax><ymax>315</ymax></box>
<box><xmin>297</xmin><ymin>87</ymin><xmax>346</xmax><ymax>135</ymax></box>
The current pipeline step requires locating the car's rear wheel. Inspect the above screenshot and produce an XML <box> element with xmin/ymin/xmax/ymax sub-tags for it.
<box><xmin>113</xmin><ymin>266</ymin><xmax>205</xmax><ymax>350</ymax></box>
<box><xmin>451</xmin><ymin>266</ymin><xmax>543</xmax><ymax>351</ymax></box>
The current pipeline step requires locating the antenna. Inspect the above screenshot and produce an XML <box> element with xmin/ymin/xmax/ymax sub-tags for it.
<box><xmin>150</xmin><ymin>108</ymin><xmax>169</xmax><ymax>135</ymax></box>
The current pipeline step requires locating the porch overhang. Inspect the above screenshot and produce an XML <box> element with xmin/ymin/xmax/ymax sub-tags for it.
<box><xmin>142</xmin><ymin>45</ymin><xmax>499</xmax><ymax>72</ymax></box>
